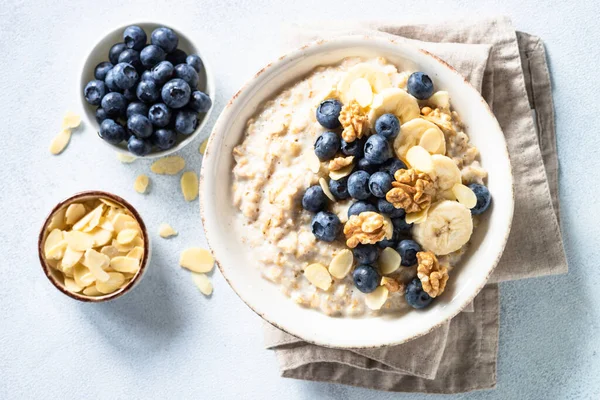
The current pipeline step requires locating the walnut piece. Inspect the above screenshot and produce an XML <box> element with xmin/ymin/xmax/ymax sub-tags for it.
<box><xmin>381</xmin><ymin>276</ymin><xmax>404</xmax><ymax>293</ymax></box>
<box><xmin>329</xmin><ymin>156</ymin><xmax>354</xmax><ymax>171</ymax></box>
<box><xmin>386</xmin><ymin>169</ymin><xmax>435</xmax><ymax>213</ymax></box>
<box><xmin>339</xmin><ymin>100</ymin><xmax>368</xmax><ymax>142</ymax></box>
<box><xmin>416</xmin><ymin>251</ymin><xmax>449</xmax><ymax>298</ymax></box>
<box><xmin>343</xmin><ymin>211</ymin><xmax>392</xmax><ymax>248</ymax></box>
<box><xmin>424</xmin><ymin>107</ymin><xmax>454</xmax><ymax>133</ymax></box>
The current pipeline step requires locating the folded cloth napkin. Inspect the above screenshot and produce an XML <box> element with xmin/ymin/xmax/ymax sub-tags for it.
<box><xmin>263</xmin><ymin>16</ymin><xmax>568</xmax><ymax>393</ymax></box>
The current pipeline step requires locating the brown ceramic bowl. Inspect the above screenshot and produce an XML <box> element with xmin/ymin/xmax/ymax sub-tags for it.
<box><xmin>38</xmin><ymin>191</ymin><xmax>151</xmax><ymax>302</ymax></box>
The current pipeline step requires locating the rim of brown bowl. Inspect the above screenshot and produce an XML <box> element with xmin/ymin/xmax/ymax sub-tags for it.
<box><xmin>38</xmin><ymin>190</ymin><xmax>150</xmax><ymax>302</ymax></box>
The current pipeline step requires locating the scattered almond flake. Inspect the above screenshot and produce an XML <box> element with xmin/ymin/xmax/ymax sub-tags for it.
<box><xmin>116</xmin><ymin>228</ymin><xmax>139</xmax><ymax>245</ymax></box>
<box><xmin>199</xmin><ymin>139</ymin><xmax>208</xmax><ymax>154</ymax></box>
<box><xmin>83</xmin><ymin>285</ymin><xmax>103</xmax><ymax>296</ymax></box>
<box><xmin>191</xmin><ymin>273</ymin><xmax>213</xmax><ymax>296</ymax></box>
<box><xmin>452</xmin><ymin>183</ymin><xmax>477</xmax><ymax>209</ymax></box>
<box><xmin>159</xmin><ymin>223</ymin><xmax>178</xmax><ymax>238</ymax></box>
<box><xmin>61</xmin><ymin>247</ymin><xmax>84</xmax><ymax>269</ymax></box>
<box><xmin>49</xmin><ymin>129</ymin><xmax>72</xmax><ymax>155</ymax></box>
<box><xmin>44</xmin><ymin>229</ymin><xmax>64</xmax><ymax>259</ymax></box>
<box><xmin>379</xmin><ymin>247</ymin><xmax>401</xmax><ymax>275</ymax></box>
<box><xmin>96</xmin><ymin>272</ymin><xmax>125</xmax><ymax>294</ymax></box>
<box><xmin>110</xmin><ymin>256</ymin><xmax>140</xmax><ymax>273</ymax></box>
<box><xmin>73</xmin><ymin>264</ymin><xmax>96</xmax><ymax>288</ymax></box>
<box><xmin>134</xmin><ymin>174</ymin><xmax>150</xmax><ymax>194</ymax></box>
<box><xmin>328</xmin><ymin>249</ymin><xmax>354</xmax><ymax>279</ymax></box>
<box><xmin>365</xmin><ymin>286</ymin><xmax>389</xmax><ymax>310</ymax></box>
<box><xmin>329</xmin><ymin>164</ymin><xmax>353</xmax><ymax>180</ymax></box>
<box><xmin>111</xmin><ymin>213</ymin><xmax>137</xmax><ymax>233</ymax></box>
<box><xmin>126</xmin><ymin>247</ymin><xmax>144</xmax><ymax>260</ymax></box>
<box><xmin>319</xmin><ymin>177</ymin><xmax>335</xmax><ymax>201</ymax></box>
<box><xmin>304</xmin><ymin>263</ymin><xmax>332</xmax><ymax>291</ymax></box>
<box><xmin>180</xmin><ymin>171</ymin><xmax>199</xmax><ymax>201</ymax></box>
<box><xmin>116</xmin><ymin>153</ymin><xmax>137</xmax><ymax>163</ymax></box>
<box><xmin>64</xmin><ymin>230</ymin><xmax>94</xmax><ymax>252</ymax></box>
<box><xmin>150</xmin><ymin>156</ymin><xmax>186</xmax><ymax>175</ymax></box>
<box><xmin>179</xmin><ymin>248</ymin><xmax>214</xmax><ymax>273</ymax></box>
<box><xmin>64</xmin><ymin>278</ymin><xmax>83</xmax><ymax>293</ymax></box>
<box><xmin>304</xmin><ymin>151</ymin><xmax>321</xmax><ymax>174</ymax></box>
<box><xmin>89</xmin><ymin>228</ymin><xmax>113</xmax><ymax>247</ymax></box>
<box><xmin>82</xmin><ymin>249</ymin><xmax>111</xmax><ymax>282</ymax></box>
<box><xmin>61</xmin><ymin>111</ymin><xmax>81</xmax><ymax>130</ymax></box>
<box><xmin>65</xmin><ymin>203</ymin><xmax>86</xmax><ymax>225</ymax></box>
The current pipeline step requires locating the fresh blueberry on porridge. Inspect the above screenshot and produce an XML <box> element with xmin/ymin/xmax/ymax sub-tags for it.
<box><xmin>232</xmin><ymin>57</ymin><xmax>490</xmax><ymax>315</ymax></box>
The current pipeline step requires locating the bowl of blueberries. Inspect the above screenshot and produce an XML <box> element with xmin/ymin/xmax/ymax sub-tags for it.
<box><xmin>81</xmin><ymin>23</ymin><xmax>215</xmax><ymax>157</ymax></box>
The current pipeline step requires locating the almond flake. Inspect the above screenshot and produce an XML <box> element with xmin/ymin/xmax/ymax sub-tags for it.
<box><xmin>64</xmin><ymin>231</ymin><xmax>94</xmax><ymax>252</ymax></box>
<box><xmin>72</xmin><ymin>204</ymin><xmax>104</xmax><ymax>231</ymax></box>
<box><xmin>117</xmin><ymin>153</ymin><xmax>137</xmax><ymax>163</ymax></box>
<box><xmin>179</xmin><ymin>248</ymin><xmax>214</xmax><ymax>273</ymax></box>
<box><xmin>379</xmin><ymin>247</ymin><xmax>401</xmax><ymax>275</ymax></box>
<box><xmin>150</xmin><ymin>156</ymin><xmax>186</xmax><ymax>175</ymax></box>
<box><xmin>304</xmin><ymin>152</ymin><xmax>321</xmax><ymax>174</ymax></box>
<box><xmin>134</xmin><ymin>174</ymin><xmax>149</xmax><ymax>194</ymax></box>
<box><xmin>116</xmin><ymin>228</ymin><xmax>139</xmax><ymax>245</ymax></box>
<box><xmin>159</xmin><ymin>223</ymin><xmax>178</xmax><ymax>238</ymax></box>
<box><xmin>329</xmin><ymin>164</ymin><xmax>354</xmax><ymax>180</ymax></box>
<box><xmin>319</xmin><ymin>178</ymin><xmax>335</xmax><ymax>201</ymax></box>
<box><xmin>96</xmin><ymin>272</ymin><xmax>125</xmax><ymax>294</ymax></box>
<box><xmin>349</xmin><ymin>78</ymin><xmax>374</xmax><ymax>107</ymax></box>
<box><xmin>110</xmin><ymin>256</ymin><xmax>140</xmax><ymax>273</ymax></box>
<box><xmin>49</xmin><ymin>129</ymin><xmax>71</xmax><ymax>155</ymax></box>
<box><xmin>64</xmin><ymin>278</ymin><xmax>83</xmax><ymax>293</ymax></box>
<box><xmin>61</xmin><ymin>111</ymin><xmax>81</xmax><ymax>129</ymax></box>
<box><xmin>65</xmin><ymin>203</ymin><xmax>86</xmax><ymax>225</ymax></box>
<box><xmin>90</xmin><ymin>228</ymin><xmax>113</xmax><ymax>247</ymax></box>
<box><xmin>82</xmin><ymin>249</ymin><xmax>111</xmax><ymax>282</ymax></box>
<box><xmin>191</xmin><ymin>273</ymin><xmax>213</xmax><ymax>296</ymax></box>
<box><xmin>73</xmin><ymin>264</ymin><xmax>96</xmax><ymax>288</ymax></box>
<box><xmin>111</xmin><ymin>213</ymin><xmax>137</xmax><ymax>233</ymax></box>
<box><xmin>304</xmin><ymin>263</ymin><xmax>332</xmax><ymax>291</ymax></box>
<box><xmin>199</xmin><ymin>139</ymin><xmax>208</xmax><ymax>154</ymax></box>
<box><xmin>100</xmin><ymin>245</ymin><xmax>121</xmax><ymax>259</ymax></box>
<box><xmin>405</xmin><ymin>208</ymin><xmax>429</xmax><ymax>224</ymax></box>
<box><xmin>180</xmin><ymin>171</ymin><xmax>199</xmax><ymax>201</ymax></box>
<box><xmin>419</xmin><ymin>129</ymin><xmax>443</xmax><ymax>153</ymax></box>
<box><xmin>83</xmin><ymin>285</ymin><xmax>103</xmax><ymax>296</ymax></box>
<box><xmin>328</xmin><ymin>249</ymin><xmax>354</xmax><ymax>279</ymax></box>
<box><xmin>406</xmin><ymin>145</ymin><xmax>434</xmax><ymax>174</ymax></box>
<box><xmin>365</xmin><ymin>285</ymin><xmax>389</xmax><ymax>310</ymax></box>
<box><xmin>61</xmin><ymin>247</ymin><xmax>84</xmax><ymax>269</ymax></box>
<box><xmin>452</xmin><ymin>183</ymin><xmax>477</xmax><ymax>209</ymax></box>
<box><xmin>47</xmin><ymin>208</ymin><xmax>67</xmax><ymax>231</ymax></box>
<box><xmin>126</xmin><ymin>247</ymin><xmax>144</xmax><ymax>260</ymax></box>
<box><xmin>44</xmin><ymin>229</ymin><xmax>64</xmax><ymax>260</ymax></box>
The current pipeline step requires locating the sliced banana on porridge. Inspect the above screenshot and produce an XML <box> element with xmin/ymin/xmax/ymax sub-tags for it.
<box><xmin>337</xmin><ymin>63</ymin><xmax>392</xmax><ymax>104</ymax></box>
<box><xmin>413</xmin><ymin>200</ymin><xmax>473</xmax><ymax>255</ymax></box>
<box><xmin>394</xmin><ymin>118</ymin><xmax>446</xmax><ymax>160</ymax></box>
<box><xmin>431</xmin><ymin>154</ymin><xmax>462</xmax><ymax>195</ymax></box>
<box><xmin>368</xmin><ymin>88</ymin><xmax>420</xmax><ymax>127</ymax></box>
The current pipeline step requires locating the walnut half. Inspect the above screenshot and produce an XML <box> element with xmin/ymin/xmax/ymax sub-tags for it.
<box><xmin>416</xmin><ymin>251</ymin><xmax>449</xmax><ymax>298</ymax></box>
<box><xmin>339</xmin><ymin>100</ymin><xmax>368</xmax><ymax>143</ymax></box>
<box><xmin>343</xmin><ymin>211</ymin><xmax>393</xmax><ymax>248</ymax></box>
<box><xmin>386</xmin><ymin>169</ymin><xmax>435</xmax><ymax>213</ymax></box>
<box><xmin>328</xmin><ymin>156</ymin><xmax>354</xmax><ymax>171</ymax></box>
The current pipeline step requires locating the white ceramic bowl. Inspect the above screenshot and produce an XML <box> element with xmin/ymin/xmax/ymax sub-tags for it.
<box><xmin>80</xmin><ymin>22</ymin><xmax>215</xmax><ymax>158</ymax></box>
<box><xmin>201</xmin><ymin>36</ymin><xmax>514</xmax><ymax>348</ymax></box>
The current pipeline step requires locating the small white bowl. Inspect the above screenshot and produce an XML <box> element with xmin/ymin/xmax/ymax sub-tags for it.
<box><xmin>201</xmin><ymin>36</ymin><xmax>514</xmax><ymax>348</ymax></box>
<box><xmin>80</xmin><ymin>22</ymin><xmax>215</xmax><ymax>158</ymax></box>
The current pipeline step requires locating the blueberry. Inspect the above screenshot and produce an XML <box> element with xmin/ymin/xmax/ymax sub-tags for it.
<box><xmin>126</xmin><ymin>102</ymin><xmax>149</xmax><ymax>119</ymax></box>
<box><xmin>380</xmin><ymin>158</ymin><xmax>407</xmax><ymax>178</ymax></box>
<box><xmin>100</xmin><ymin>92</ymin><xmax>127</xmax><ymax>117</ymax></box>
<box><xmin>347</xmin><ymin>170</ymin><xmax>371</xmax><ymax>200</ymax></box>
<box><xmin>151</xmin><ymin>128</ymin><xmax>177</xmax><ymax>150</ymax></box>
<box><xmin>186</xmin><ymin>54</ymin><xmax>204</xmax><ymax>73</ymax></box>
<box><xmin>347</xmin><ymin>201</ymin><xmax>377</xmax><ymax>218</ymax></box>
<box><xmin>340</xmin><ymin>136</ymin><xmax>366</xmax><ymax>158</ymax></box>
<box><xmin>353</xmin><ymin>244</ymin><xmax>379</xmax><ymax>264</ymax></box>
<box><xmin>104</xmin><ymin>69</ymin><xmax>120</xmax><ymax>92</ymax></box>
<box><xmin>310</xmin><ymin>211</ymin><xmax>341</xmax><ymax>242</ymax></box>
<box><xmin>140</xmin><ymin>44</ymin><xmax>166</xmax><ymax>69</ymax></box>
<box><xmin>377</xmin><ymin>198</ymin><xmax>405</xmax><ymax>218</ymax></box>
<box><xmin>136</xmin><ymin>79</ymin><xmax>160</xmax><ymax>103</ymax></box>
<box><xmin>175</xmin><ymin>109</ymin><xmax>199</xmax><ymax>135</ymax></box>
<box><xmin>392</xmin><ymin>216</ymin><xmax>412</xmax><ymax>233</ymax></box>
<box><xmin>314</xmin><ymin>131</ymin><xmax>340</xmax><ymax>161</ymax></box>
<box><xmin>108</xmin><ymin>42</ymin><xmax>127</xmax><ymax>65</ymax></box>
<box><xmin>151</xmin><ymin>61</ymin><xmax>174</xmax><ymax>85</ymax></box>
<box><xmin>397</xmin><ymin>239</ymin><xmax>421</xmax><ymax>267</ymax></box>
<box><xmin>118</xmin><ymin>49</ymin><xmax>142</xmax><ymax>72</ymax></box>
<box><xmin>468</xmin><ymin>184</ymin><xmax>492</xmax><ymax>215</ymax></box>
<box><xmin>95</xmin><ymin>107</ymin><xmax>108</xmax><ymax>124</ymax></box>
<box><xmin>368</xmin><ymin>171</ymin><xmax>392</xmax><ymax>198</ymax></box>
<box><xmin>83</xmin><ymin>80</ymin><xmax>107</xmax><ymax>105</ymax></box>
<box><xmin>127</xmin><ymin>114</ymin><xmax>153</xmax><ymax>139</ymax></box>
<box><xmin>329</xmin><ymin>177</ymin><xmax>349</xmax><ymax>200</ymax></box>
<box><xmin>407</xmin><ymin>72</ymin><xmax>434</xmax><ymax>100</ymax></box>
<box><xmin>99</xmin><ymin>119</ymin><xmax>126</xmax><ymax>144</ymax></box>
<box><xmin>148</xmin><ymin>103</ymin><xmax>172</xmax><ymax>128</ymax></box>
<box><xmin>356</xmin><ymin>157</ymin><xmax>378</xmax><ymax>174</ymax></box>
<box><xmin>352</xmin><ymin>265</ymin><xmax>380</xmax><ymax>293</ymax></box>
<box><xmin>161</xmin><ymin>79</ymin><xmax>191</xmax><ymax>109</ymax></box>
<box><xmin>364</xmin><ymin>135</ymin><xmax>392</xmax><ymax>165</ymax></box>
<box><xmin>111</xmin><ymin>63</ymin><xmax>139</xmax><ymax>90</ymax></box>
<box><xmin>375</xmin><ymin>113</ymin><xmax>400</xmax><ymax>139</ymax></box>
<box><xmin>94</xmin><ymin>61</ymin><xmax>113</xmax><ymax>80</ymax></box>
<box><xmin>123</xmin><ymin>25</ymin><xmax>147</xmax><ymax>51</ymax></box>
<box><xmin>302</xmin><ymin>185</ymin><xmax>328</xmax><ymax>212</ymax></box>
<box><xmin>151</xmin><ymin>27</ymin><xmax>179</xmax><ymax>53</ymax></box>
<box><xmin>188</xmin><ymin>91</ymin><xmax>212</xmax><ymax>113</ymax></box>
<box><xmin>141</xmin><ymin>70</ymin><xmax>154</xmax><ymax>81</ymax></box>
<box><xmin>127</xmin><ymin>136</ymin><xmax>152</xmax><ymax>157</ymax></box>
<box><xmin>405</xmin><ymin>278</ymin><xmax>433</xmax><ymax>309</ymax></box>
<box><xmin>123</xmin><ymin>88</ymin><xmax>137</xmax><ymax>102</ymax></box>
<box><xmin>166</xmin><ymin>48</ymin><xmax>188</xmax><ymax>65</ymax></box>
<box><xmin>316</xmin><ymin>99</ymin><xmax>342</xmax><ymax>129</ymax></box>
<box><xmin>173</xmin><ymin>64</ymin><xmax>199</xmax><ymax>88</ymax></box>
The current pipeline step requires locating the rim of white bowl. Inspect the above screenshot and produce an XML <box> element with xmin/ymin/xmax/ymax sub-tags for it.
<box><xmin>200</xmin><ymin>35</ymin><xmax>514</xmax><ymax>348</ymax></box>
<box><xmin>80</xmin><ymin>21</ymin><xmax>215</xmax><ymax>159</ymax></box>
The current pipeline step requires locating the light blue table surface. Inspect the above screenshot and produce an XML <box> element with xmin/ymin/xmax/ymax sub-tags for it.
<box><xmin>2</xmin><ymin>0</ymin><xmax>599</xmax><ymax>399</ymax></box>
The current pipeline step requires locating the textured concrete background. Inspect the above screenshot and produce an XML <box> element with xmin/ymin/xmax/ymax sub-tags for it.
<box><xmin>1</xmin><ymin>0</ymin><xmax>598</xmax><ymax>399</ymax></box>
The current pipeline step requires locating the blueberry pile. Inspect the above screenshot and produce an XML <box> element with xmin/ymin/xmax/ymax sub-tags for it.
<box><xmin>84</xmin><ymin>25</ymin><xmax>212</xmax><ymax>156</ymax></box>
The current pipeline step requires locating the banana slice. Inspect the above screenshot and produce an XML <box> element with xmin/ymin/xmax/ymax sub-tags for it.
<box><xmin>338</xmin><ymin>63</ymin><xmax>392</xmax><ymax>104</ymax></box>
<box><xmin>368</xmin><ymin>88</ymin><xmax>420</xmax><ymax>127</ymax></box>
<box><xmin>393</xmin><ymin>118</ymin><xmax>446</xmax><ymax>160</ymax></box>
<box><xmin>413</xmin><ymin>200</ymin><xmax>473</xmax><ymax>255</ymax></box>
<box><xmin>431</xmin><ymin>155</ymin><xmax>461</xmax><ymax>193</ymax></box>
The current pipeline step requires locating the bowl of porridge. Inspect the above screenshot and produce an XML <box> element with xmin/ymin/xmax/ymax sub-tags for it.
<box><xmin>200</xmin><ymin>36</ymin><xmax>513</xmax><ymax>348</ymax></box>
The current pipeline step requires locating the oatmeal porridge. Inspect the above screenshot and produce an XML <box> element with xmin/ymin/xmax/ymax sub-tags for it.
<box><xmin>232</xmin><ymin>57</ymin><xmax>491</xmax><ymax>316</ymax></box>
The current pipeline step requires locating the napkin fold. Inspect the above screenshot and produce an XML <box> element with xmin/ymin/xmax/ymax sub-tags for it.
<box><xmin>264</xmin><ymin>16</ymin><xmax>568</xmax><ymax>393</ymax></box>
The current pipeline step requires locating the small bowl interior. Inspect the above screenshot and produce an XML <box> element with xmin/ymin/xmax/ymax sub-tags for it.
<box><xmin>39</xmin><ymin>191</ymin><xmax>150</xmax><ymax>302</ymax></box>
<box><xmin>80</xmin><ymin>22</ymin><xmax>215</xmax><ymax>158</ymax></box>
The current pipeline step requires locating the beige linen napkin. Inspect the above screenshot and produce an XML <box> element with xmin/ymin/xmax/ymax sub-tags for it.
<box><xmin>263</xmin><ymin>17</ymin><xmax>568</xmax><ymax>393</ymax></box>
